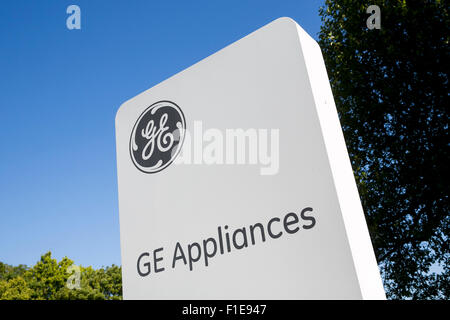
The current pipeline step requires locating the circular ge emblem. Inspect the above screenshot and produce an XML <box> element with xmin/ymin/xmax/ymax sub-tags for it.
<box><xmin>130</xmin><ymin>100</ymin><xmax>186</xmax><ymax>174</ymax></box>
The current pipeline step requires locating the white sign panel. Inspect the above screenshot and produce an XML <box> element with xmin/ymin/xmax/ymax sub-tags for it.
<box><xmin>115</xmin><ymin>17</ymin><xmax>386</xmax><ymax>299</ymax></box>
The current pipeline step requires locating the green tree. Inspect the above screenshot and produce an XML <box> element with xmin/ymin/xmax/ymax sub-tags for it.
<box><xmin>0</xmin><ymin>262</ymin><xmax>28</xmax><ymax>281</ymax></box>
<box><xmin>25</xmin><ymin>252</ymin><xmax>74</xmax><ymax>300</ymax></box>
<box><xmin>0</xmin><ymin>277</ymin><xmax>33</xmax><ymax>300</ymax></box>
<box><xmin>0</xmin><ymin>252</ymin><xmax>122</xmax><ymax>300</ymax></box>
<box><xmin>54</xmin><ymin>265</ymin><xmax>123</xmax><ymax>300</ymax></box>
<box><xmin>318</xmin><ymin>0</ymin><xmax>449</xmax><ymax>299</ymax></box>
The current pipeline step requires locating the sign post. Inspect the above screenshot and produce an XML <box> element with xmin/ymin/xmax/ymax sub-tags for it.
<box><xmin>115</xmin><ymin>17</ymin><xmax>386</xmax><ymax>299</ymax></box>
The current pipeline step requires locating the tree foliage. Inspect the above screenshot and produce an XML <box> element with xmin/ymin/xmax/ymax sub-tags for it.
<box><xmin>0</xmin><ymin>252</ymin><xmax>122</xmax><ymax>300</ymax></box>
<box><xmin>318</xmin><ymin>0</ymin><xmax>449</xmax><ymax>299</ymax></box>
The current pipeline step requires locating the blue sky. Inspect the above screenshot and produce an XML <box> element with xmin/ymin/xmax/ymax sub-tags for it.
<box><xmin>0</xmin><ymin>0</ymin><xmax>324</xmax><ymax>268</ymax></box>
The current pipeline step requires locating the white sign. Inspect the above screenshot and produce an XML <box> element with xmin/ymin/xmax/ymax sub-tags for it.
<box><xmin>115</xmin><ymin>17</ymin><xmax>386</xmax><ymax>299</ymax></box>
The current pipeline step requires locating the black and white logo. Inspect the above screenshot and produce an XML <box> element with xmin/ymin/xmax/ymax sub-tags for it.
<box><xmin>130</xmin><ymin>101</ymin><xmax>186</xmax><ymax>174</ymax></box>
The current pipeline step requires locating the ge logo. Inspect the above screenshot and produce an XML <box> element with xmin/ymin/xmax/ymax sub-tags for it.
<box><xmin>130</xmin><ymin>101</ymin><xmax>186</xmax><ymax>173</ymax></box>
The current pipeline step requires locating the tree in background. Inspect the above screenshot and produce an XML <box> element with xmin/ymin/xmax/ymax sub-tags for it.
<box><xmin>0</xmin><ymin>252</ymin><xmax>122</xmax><ymax>300</ymax></box>
<box><xmin>318</xmin><ymin>0</ymin><xmax>449</xmax><ymax>299</ymax></box>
